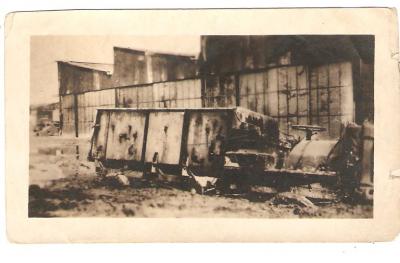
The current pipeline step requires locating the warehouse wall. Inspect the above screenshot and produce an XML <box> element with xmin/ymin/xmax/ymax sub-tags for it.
<box><xmin>204</xmin><ymin>62</ymin><xmax>354</xmax><ymax>139</ymax></box>
<box><xmin>58</xmin><ymin>62</ymin><xmax>112</xmax><ymax>95</ymax></box>
<box><xmin>60</xmin><ymin>94</ymin><xmax>75</xmax><ymax>135</ymax></box>
<box><xmin>117</xmin><ymin>79</ymin><xmax>202</xmax><ymax>109</ymax></box>
<box><xmin>113</xmin><ymin>48</ymin><xmax>148</xmax><ymax>87</ymax></box>
<box><xmin>61</xmin><ymin>62</ymin><xmax>356</xmax><ymax>140</ymax></box>
<box><xmin>76</xmin><ymin>89</ymin><xmax>116</xmax><ymax>137</ymax></box>
<box><xmin>113</xmin><ymin>47</ymin><xmax>198</xmax><ymax>87</ymax></box>
<box><xmin>61</xmin><ymin>79</ymin><xmax>202</xmax><ymax>137</ymax></box>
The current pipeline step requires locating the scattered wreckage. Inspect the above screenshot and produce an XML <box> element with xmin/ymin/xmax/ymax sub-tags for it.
<box><xmin>88</xmin><ymin>107</ymin><xmax>373</xmax><ymax>203</ymax></box>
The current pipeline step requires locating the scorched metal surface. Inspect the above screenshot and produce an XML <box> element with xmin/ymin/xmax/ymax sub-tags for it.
<box><xmin>88</xmin><ymin>107</ymin><xmax>278</xmax><ymax>176</ymax></box>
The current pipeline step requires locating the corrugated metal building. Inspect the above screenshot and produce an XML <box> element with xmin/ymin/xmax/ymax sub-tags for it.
<box><xmin>59</xmin><ymin>49</ymin><xmax>200</xmax><ymax>137</ymax></box>
<box><xmin>58</xmin><ymin>36</ymin><xmax>374</xmax><ymax>140</ymax></box>
<box><xmin>112</xmin><ymin>47</ymin><xmax>197</xmax><ymax>87</ymax></box>
<box><xmin>198</xmin><ymin>35</ymin><xmax>374</xmax><ymax>139</ymax></box>
<box><xmin>112</xmin><ymin>47</ymin><xmax>201</xmax><ymax>110</ymax></box>
<box><xmin>58</xmin><ymin>61</ymin><xmax>114</xmax><ymax>136</ymax></box>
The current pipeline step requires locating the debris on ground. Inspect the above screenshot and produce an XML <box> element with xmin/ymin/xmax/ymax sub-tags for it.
<box><xmin>29</xmin><ymin>136</ymin><xmax>373</xmax><ymax>218</ymax></box>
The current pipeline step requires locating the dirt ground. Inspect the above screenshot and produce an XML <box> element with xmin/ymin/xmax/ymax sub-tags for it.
<box><xmin>29</xmin><ymin>135</ymin><xmax>373</xmax><ymax>218</ymax></box>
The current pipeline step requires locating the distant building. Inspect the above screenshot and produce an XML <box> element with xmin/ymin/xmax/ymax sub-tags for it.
<box><xmin>198</xmin><ymin>35</ymin><xmax>374</xmax><ymax>138</ymax></box>
<box><xmin>112</xmin><ymin>47</ymin><xmax>198</xmax><ymax>87</ymax></box>
<box><xmin>30</xmin><ymin>102</ymin><xmax>60</xmax><ymax>128</ymax></box>
<box><xmin>57</xmin><ymin>36</ymin><xmax>374</xmax><ymax>139</ymax></box>
<box><xmin>57</xmin><ymin>61</ymin><xmax>113</xmax><ymax>95</ymax></box>
<box><xmin>58</xmin><ymin>48</ymin><xmax>198</xmax><ymax>137</ymax></box>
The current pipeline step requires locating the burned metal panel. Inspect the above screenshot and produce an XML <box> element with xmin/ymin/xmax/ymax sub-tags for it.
<box><xmin>186</xmin><ymin>110</ymin><xmax>230</xmax><ymax>176</ymax></box>
<box><xmin>91</xmin><ymin>110</ymin><xmax>110</xmax><ymax>160</ymax></box>
<box><xmin>105</xmin><ymin>111</ymin><xmax>147</xmax><ymax>161</ymax></box>
<box><xmin>285</xmin><ymin>140</ymin><xmax>338</xmax><ymax>172</ymax></box>
<box><xmin>145</xmin><ymin>111</ymin><xmax>185</xmax><ymax>164</ymax></box>
<box><xmin>231</xmin><ymin>107</ymin><xmax>279</xmax><ymax>149</ymax></box>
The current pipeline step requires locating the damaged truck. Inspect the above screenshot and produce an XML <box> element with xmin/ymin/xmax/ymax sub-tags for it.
<box><xmin>88</xmin><ymin>107</ymin><xmax>373</xmax><ymax>202</ymax></box>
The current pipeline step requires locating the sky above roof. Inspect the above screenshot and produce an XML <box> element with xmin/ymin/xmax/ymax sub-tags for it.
<box><xmin>30</xmin><ymin>36</ymin><xmax>201</xmax><ymax>105</ymax></box>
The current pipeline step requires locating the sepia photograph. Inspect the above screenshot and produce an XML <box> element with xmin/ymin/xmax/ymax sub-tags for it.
<box><xmin>29</xmin><ymin>34</ymin><xmax>374</xmax><ymax>218</ymax></box>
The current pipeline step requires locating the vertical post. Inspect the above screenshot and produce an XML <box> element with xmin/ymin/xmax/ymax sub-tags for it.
<box><xmin>141</xmin><ymin>111</ymin><xmax>150</xmax><ymax>171</ymax></box>
<box><xmin>200</xmin><ymin>76</ymin><xmax>206</xmax><ymax>107</ymax></box>
<box><xmin>57</xmin><ymin>62</ymin><xmax>63</xmax><ymax>135</ymax></box>
<box><xmin>73</xmin><ymin>94</ymin><xmax>79</xmax><ymax>138</ymax></box>
<box><xmin>326</xmin><ymin>65</ymin><xmax>331</xmax><ymax>137</ymax></box>
<box><xmin>115</xmin><ymin>88</ymin><xmax>119</xmax><ymax>108</ymax></box>
<box><xmin>235</xmin><ymin>73</ymin><xmax>240</xmax><ymax>107</ymax></box>
<box><xmin>307</xmin><ymin>66</ymin><xmax>312</xmax><ymax>125</ymax></box>
<box><xmin>179</xmin><ymin>110</ymin><xmax>190</xmax><ymax>168</ymax></box>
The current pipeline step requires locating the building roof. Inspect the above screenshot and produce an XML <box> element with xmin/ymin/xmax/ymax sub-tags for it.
<box><xmin>114</xmin><ymin>46</ymin><xmax>198</xmax><ymax>59</ymax></box>
<box><xmin>58</xmin><ymin>61</ymin><xmax>113</xmax><ymax>74</ymax></box>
